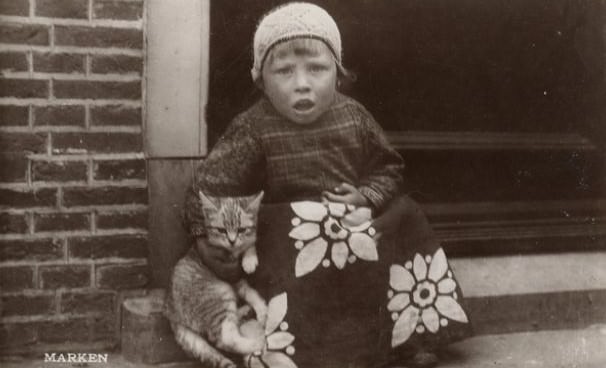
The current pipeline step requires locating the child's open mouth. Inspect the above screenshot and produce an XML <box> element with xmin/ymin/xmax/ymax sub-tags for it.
<box><xmin>293</xmin><ymin>99</ymin><xmax>315</xmax><ymax>111</ymax></box>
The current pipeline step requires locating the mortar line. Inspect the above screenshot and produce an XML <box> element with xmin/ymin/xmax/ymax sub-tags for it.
<box><xmin>27</xmin><ymin>50</ymin><xmax>33</xmax><ymax>76</ymax></box>
<box><xmin>49</xmin><ymin>24</ymin><xmax>55</xmax><ymax>48</ymax></box>
<box><xmin>88</xmin><ymin>0</ymin><xmax>93</xmax><ymax>21</ymax></box>
<box><xmin>28</xmin><ymin>103</ymin><xmax>33</xmax><ymax>129</ymax></box>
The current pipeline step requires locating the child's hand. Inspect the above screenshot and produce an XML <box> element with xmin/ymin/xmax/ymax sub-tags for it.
<box><xmin>322</xmin><ymin>183</ymin><xmax>369</xmax><ymax>207</ymax></box>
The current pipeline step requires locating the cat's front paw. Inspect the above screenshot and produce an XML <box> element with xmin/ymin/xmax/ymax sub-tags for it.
<box><xmin>254</xmin><ymin>305</ymin><xmax>268</xmax><ymax>327</ymax></box>
<box><xmin>242</xmin><ymin>254</ymin><xmax>258</xmax><ymax>274</ymax></box>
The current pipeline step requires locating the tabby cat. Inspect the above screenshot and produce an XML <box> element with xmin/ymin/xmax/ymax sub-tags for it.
<box><xmin>165</xmin><ymin>191</ymin><xmax>267</xmax><ymax>368</ymax></box>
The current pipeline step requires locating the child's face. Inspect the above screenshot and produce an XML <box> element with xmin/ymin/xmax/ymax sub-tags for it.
<box><xmin>261</xmin><ymin>39</ymin><xmax>337</xmax><ymax>125</ymax></box>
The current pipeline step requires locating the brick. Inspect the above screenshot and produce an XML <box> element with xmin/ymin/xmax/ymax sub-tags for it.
<box><xmin>90</xmin><ymin>105</ymin><xmax>141</xmax><ymax>126</ymax></box>
<box><xmin>96</xmin><ymin>264</ymin><xmax>148</xmax><ymax>290</ymax></box>
<box><xmin>69</xmin><ymin>234</ymin><xmax>147</xmax><ymax>260</ymax></box>
<box><xmin>32</xmin><ymin>160</ymin><xmax>87</xmax><ymax>182</ymax></box>
<box><xmin>94</xmin><ymin>159</ymin><xmax>145</xmax><ymax>180</ymax></box>
<box><xmin>1</xmin><ymin>294</ymin><xmax>55</xmax><ymax>317</ymax></box>
<box><xmin>0</xmin><ymin>238</ymin><xmax>63</xmax><ymax>262</ymax></box>
<box><xmin>91</xmin><ymin>54</ymin><xmax>142</xmax><ymax>74</ymax></box>
<box><xmin>35</xmin><ymin>212</ymin><xmax>89</xmax><ymax>232</ymax></box>
<box><xmin>0</xmin><ymin>323</ymin><xmax>37</xmax><ymax>348</ymax></box>
<box><xmin>31</xmin><ymin>160</ymin><xmax>87</xmax><ymax>182</ymax></box>
<box><xmin>33</xmin><ymin>52</ymin><xmax>85</xmax><ymax>73</ymax></box>
<box><xmin>39</xmin><ymin>265</ymin><xmax>90</xmax><ymax>288</ymax></box>
<box><xmin>52</xmin><ymin>132</ymin><xmax>141</xmax><ymax>154</ymax></box>
<box><xmin>93</xmin><ymin>0</ymin><xmax>143</xmax><ymax>20</ymax></box>
<box><xmin>96</xmin><ymin>211</ymin><xmax>146</xmax><ymax>230</ymax></box>
<box><xmin>36</xmin><ymin>0</ymin><xmax>88</xmax><ymax>19</ymax></box>
<box><xmin>0</xmin><ymin>132</ymin><xmax>47</xmax><ymax>154</ymax></box>
<box><xmin>0</xmin><ymin>153</ymin><xmax>28</xmax><ymax>182</ymax></box>
<box><xmin>34</xmin><ymin>105</ymin><xmax>85</xmax><ymax>126</ymax></box>
<box><xmin>0</xmin><ymin>212</ymin><xmax>28</xmax><ymax>233</ymax></box>
<box><xmin>38</xmin><ymin>318</ymin><xmax>89</xmax><ymax>343</ymax></box>
<box><xmin>62</xmin><ymin>186</ymin><xmax>147</xmax><ymax>206</ymax></box>
<box><xmin>0</xmin><ymin>79</ymin><xmax>49</xmax><ymax>98</ymax></box>
<box><xmin>0</xmin><ymin>0</ymin><xmax>29</xmax><ymax>16</ymax></box>
<box><xmin>55</xmin><ymin>25</ymin><xmax>143</xmax><ymax>49</ymax></box>
<box><xmin>90</xmin><ymin>313</ymin><xmax>117</xmax><ymax>341</ymax></box>
<box><xmin>0</xmin><ymin>105</ymin><xmax>28</xmax><ymax>126</ymax></box>
<box><xmin>0</xmin><ymin>188</ymin><xmax>57</xmax><ymax>208</ymax></box>
<box><xmin>53</xmin><ymin>80</ymin><xmax>141</xmax><ymax>100</ymax></box>
<box><xmin>0</xmin><ymin>23</ymin><xmax>50</xmax><ymax>45</ymax></box>
<box><xmin>0</xmin><ymin>266</ymin><xmax>34</xmax><ymax>291</ymax></box>
<box><xmin>0</xmin><ymin>51</ymin><xmax>28</xmax><ymax>72</ymax></box>
<box><xmin>61</xmin><ymin>291</ymin><xmax>115</xmax><ymax>314</ymax></box>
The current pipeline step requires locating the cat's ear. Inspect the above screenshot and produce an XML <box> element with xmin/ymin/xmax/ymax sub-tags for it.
<box><xmin>198</xmin><ymin>190</ymin><xmax>218</xmax><ymax>210</ymax></box>
<box><xmin>246</xmin><ymin>191</ymin><xmax>264</xmax><ymax>211</ymax></box>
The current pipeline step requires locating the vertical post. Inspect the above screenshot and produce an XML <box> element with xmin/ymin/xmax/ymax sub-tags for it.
<box><xmin>145</xmin><ymin>0</ymin><xmax>210</xmax><ymax>286</ymax></box>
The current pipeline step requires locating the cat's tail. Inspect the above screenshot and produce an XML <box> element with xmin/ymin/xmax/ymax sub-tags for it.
<box><xmin>172</xmin><ymin>322</ymin><xmax>237</xmax><ymax>368</ymax></box>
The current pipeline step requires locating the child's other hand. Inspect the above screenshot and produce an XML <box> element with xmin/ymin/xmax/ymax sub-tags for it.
<box><xmin>322</xmin><ymin>182</ymin><xmax>369</xmax><ymax>207</ymax></box>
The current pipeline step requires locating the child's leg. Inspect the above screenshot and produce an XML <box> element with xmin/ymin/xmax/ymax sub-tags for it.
<box><xmin>376</xmin><ymin>195</ymin><xmax>444</xmax><ymax>368</ymax></box>
<box><xmin>409</xmin><ymin>350</ymin><xmax>439</xmax><ymax>368</ymax></box>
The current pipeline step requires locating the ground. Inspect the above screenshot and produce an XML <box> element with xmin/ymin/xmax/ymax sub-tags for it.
<box><xmin>2</xmin><ymin>325</ymin><xmax>605</xmax><ymax>368</ymax></box>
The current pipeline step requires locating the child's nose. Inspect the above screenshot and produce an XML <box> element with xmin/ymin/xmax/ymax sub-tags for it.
<box><xmin>294</xmin><ymin>70</ymin><xmax>311</xmax><ymax>92</ymax></box>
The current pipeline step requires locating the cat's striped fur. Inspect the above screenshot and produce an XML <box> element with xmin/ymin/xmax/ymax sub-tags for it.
<box><xmin>165</xmin><ymin>192</ymin><xmax>267</xmax><ymax>368</ymax></box>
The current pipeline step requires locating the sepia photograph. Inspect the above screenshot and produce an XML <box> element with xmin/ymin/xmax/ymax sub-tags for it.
<box><xmin>0</xmin><ymin>0</ymin><xmax>605</xmax><ymax>367</ymax></box>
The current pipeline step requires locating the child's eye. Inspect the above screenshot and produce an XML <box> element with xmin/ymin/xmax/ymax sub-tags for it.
<box><xmin>274</xmin><ymin>67</ymin><xmax>292</xmax><ymax>75</ymax></box>
<box><xmin>309</xmin><ymin>64</ymin><xmax>327</xmax><ymax>73</ymax></box>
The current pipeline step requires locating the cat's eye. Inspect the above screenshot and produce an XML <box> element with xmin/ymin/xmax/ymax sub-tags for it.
<box><xmin>210</xmin><ymin>227</ymin><xmax>227</xmax><ymax>235</ymax></box>
<box><xmin>237</xmin><ymin>228</ymin><xmax>249</xmax><ymax>234</ymax></box>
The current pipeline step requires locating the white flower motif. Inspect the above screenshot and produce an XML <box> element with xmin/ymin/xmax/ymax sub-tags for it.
<box><xmin>289</xmin><ymin>201</ymin><xmax>378</xmax><ymax>277</ymax></box>
<box><xmin>246</xmin><ymin>293</ymin><xmax>297</xmax><ymax>368</ymax></box>
<box><xmin>323</xmin><ymin>217</ymin><xmax>348</xmax><ymax>240</ymax></box>
<box><xmin>388</xmin><ymin>248</ymin><xmax>468</xmax><ymax>348</ymax></box>
<box><xmin>412</xmin><ymin>280</ymin><xmax>437</xmax><ymax>309</ymax></box>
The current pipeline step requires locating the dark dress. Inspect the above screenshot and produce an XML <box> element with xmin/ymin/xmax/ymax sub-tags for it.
<box><xmin>183</xmin><ymin>93</ymin><xmax>472</xmax><ymax>367</ymax></box>
<box><xmin>246</xmin><ymin>196</ymin><xmax>471</xmax><ymax>368</ymax></box>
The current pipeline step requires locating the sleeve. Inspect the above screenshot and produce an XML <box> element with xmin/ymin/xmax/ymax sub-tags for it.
<box><xmin>356</xmin><ymin>108</ymin><xmax>405</xmax><ymax>211</ymax></box>
<box><xmin>182</xmin><ymin>116</ymin><xmax>265</xmax><ymax>237</ymax></box>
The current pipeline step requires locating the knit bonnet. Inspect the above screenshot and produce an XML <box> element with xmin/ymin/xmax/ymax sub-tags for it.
<box><xmin>251</xmin><ymin>2</ymin><xmax>343</xmax><ymax>82</ymax></box>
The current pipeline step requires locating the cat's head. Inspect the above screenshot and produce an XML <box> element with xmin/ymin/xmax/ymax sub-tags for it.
<box><xmin>198</xmin><ymin>191</ymin><xmax>264</xmax><ymax>261</ymax></box>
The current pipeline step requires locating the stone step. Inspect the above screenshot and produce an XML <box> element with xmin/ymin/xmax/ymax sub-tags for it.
<box><xmin>438</xmin><ymin>324</ymin><xmax>606</xmax><ymax>368</ymax></box>
<box><xmin>117</xmin><ymin>252</ymin><xmax>606</xmax><ymax>364</ymax></box>
<box><xmin>451</xmin><ymin>252</ymin><xmax>606</xmax><ymax>334</ymax></box>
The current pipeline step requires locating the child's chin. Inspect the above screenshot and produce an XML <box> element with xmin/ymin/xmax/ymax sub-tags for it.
<box><xmin>290</xmin><ymin>114</ymin><xmax>318</xmax><ymax>125</ymax></box>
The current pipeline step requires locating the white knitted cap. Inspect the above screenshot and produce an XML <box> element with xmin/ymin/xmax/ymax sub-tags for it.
<box><xmin>251</xmin><ymin>2</ymin><xmax>343</xmax><ymax>82</ymax></box>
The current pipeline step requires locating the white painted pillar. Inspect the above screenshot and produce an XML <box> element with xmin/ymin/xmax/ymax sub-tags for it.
<box><xmin>145</xmin><ymin>0</ymin><xmax>209</xmax><ymax>157</ymax></box>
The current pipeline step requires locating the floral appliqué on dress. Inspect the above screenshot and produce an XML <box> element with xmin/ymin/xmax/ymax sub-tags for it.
<box><xmin>247</xmin><ymin>293</ymin><xmax>297</xmax><ymax>368</ymax></box>
<box><xmin>289</xmin><ymin>201</ymin><xmax>378</xmax><ymax>277</ymax></box>
<box><xmin>388</xmin><ymin>247</ymin><xmax>469</xmax><ymax>347</ymax></box>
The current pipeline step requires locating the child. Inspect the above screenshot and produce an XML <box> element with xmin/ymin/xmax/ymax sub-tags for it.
<box><xmin>185</xmin><ymin>2</ymin><xmax>404</xmax><ymax>221</ymax></box>
<box><xmin>185</xmin><ymin>3</ymin><xmax>466</xmax><ymax>367</ymax></box>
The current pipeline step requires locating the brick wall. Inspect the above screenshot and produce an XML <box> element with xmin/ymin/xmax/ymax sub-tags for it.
<box><xmin>0</xmin><ymin>0</ymin><xmax>148</xmax><ymax>355</ymax></box>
